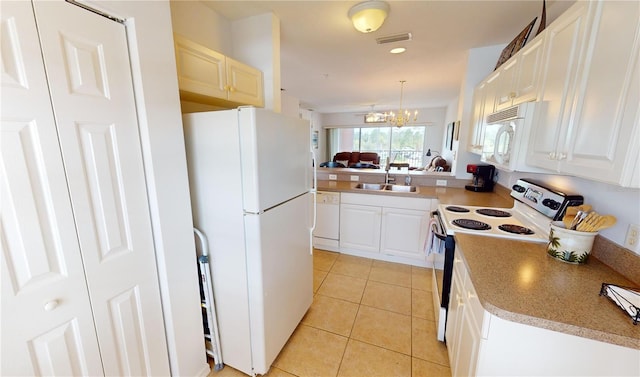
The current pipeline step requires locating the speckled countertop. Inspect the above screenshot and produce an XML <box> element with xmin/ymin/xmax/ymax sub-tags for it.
<box><xmin>455</xmin><ymin>234</ymin><xmax>640</xmax><ymax>350</ymax></box>
<box><xmin>317</xmin><ymin>180</ymin><xmax>514</xmax><ymax>208</ymax></box>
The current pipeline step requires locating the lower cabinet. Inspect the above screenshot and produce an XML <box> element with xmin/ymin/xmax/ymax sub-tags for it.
<box><xmin>380</xmin><ymin>207</ymin><xmax>430</xmax><ymax>260</ymax></box>
<box><xmin>446</xmin><ymin>254</ymin><xmax>483</xmax><ymax>377</ymax></box>
<box><xmin>339</xmin><ymin>203</ymin><xmax>382</xmax><ymax>253</ymax></box>
<box><xmin>339</xmin><ymin>193</ymin><xmax>434</xmax><ymax>265</ymax></box>
<box><xmin>448</xmin><ymin>247</ymin><xmax>640</xmax><ymax>376</ymax></box>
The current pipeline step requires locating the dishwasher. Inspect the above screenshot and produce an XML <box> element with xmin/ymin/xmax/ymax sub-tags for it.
<box><xmin>313</xmin><ymin>191</ymin><xmax>340</xmax><ymax>251</ymax></box>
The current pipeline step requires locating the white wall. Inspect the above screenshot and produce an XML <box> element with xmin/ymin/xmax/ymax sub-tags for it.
<box><xmin>88</xmin><ymin>1</ymin><xmax>209</xmax><ymax>376</ymax></box>
<box><xmin>170</xmin><ymin>1</ymin><xmax>231</xmax><ymax>54</ymax></box>
<box><xmin>232</xmin><ymin>13</ymin><xmax>281</xmax><ymax>112</ymax></box>
<box><xmin>454</xmin><ymin>44</ymin><xmax>505</xmax><ymax>179</ymax></box>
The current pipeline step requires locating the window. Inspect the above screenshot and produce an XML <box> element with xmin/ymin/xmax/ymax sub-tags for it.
<box><xmin>327</xmin><ymin>126</ymin><xmax>426</xmax><ymax>167</ymax></box>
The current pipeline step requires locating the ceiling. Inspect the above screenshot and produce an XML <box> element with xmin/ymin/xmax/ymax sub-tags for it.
<box><xmin>202</xmin><ymin>1</ymin><xmax>574</xmax><ymax>114</ymax></box>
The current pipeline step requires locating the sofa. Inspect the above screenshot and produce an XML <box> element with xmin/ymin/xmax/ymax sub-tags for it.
<box><xmin>332</xmin><ymin>151</ymin><xmax>380</xmax><ymax>168</ymax></box>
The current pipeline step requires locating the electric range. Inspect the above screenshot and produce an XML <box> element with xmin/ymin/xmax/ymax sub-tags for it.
<box><xmin>430</xmin><ymin>178</ymin><xmax>584</xmax><ymax>341</ymax></box>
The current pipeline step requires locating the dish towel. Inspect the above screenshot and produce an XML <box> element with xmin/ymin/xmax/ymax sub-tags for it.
<box><xmin>424</xmin><ymin>217</ymin><xmax>443</xmax><ymax>256</ymax></box>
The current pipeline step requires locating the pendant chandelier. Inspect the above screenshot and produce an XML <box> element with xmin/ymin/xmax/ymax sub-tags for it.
<box><xmin>385</xmin><ymin>80</ymin><xmax>417</xmax><ymax>128</ymax></box>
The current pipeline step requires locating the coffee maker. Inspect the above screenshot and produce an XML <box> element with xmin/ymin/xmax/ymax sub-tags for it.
<box><xmin>465</xmin><ymin>164</ymin><xmax>495</xmax><ymax>192</ymax></box>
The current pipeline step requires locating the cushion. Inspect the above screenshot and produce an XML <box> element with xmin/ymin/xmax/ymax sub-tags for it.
<box><xmin>359</xmin><ymin>160</ymin><xmax>374</xmax><ymax>165</ymax></box>
<box><xmin>336</xmin><ymin>160</ymin><xmax>349</xmax><ymax>168</ymax></box>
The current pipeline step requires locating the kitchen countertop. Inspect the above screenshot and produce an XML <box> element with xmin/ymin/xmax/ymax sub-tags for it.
<box><xmin>455</xmin><ymin>234</ymin><xmax>640</xmax><ymax>350</ymax></box>
<box><xmin>317</xmin><ymin>180</ymin><xmax>514</xmax><ymax>208</ymax></box>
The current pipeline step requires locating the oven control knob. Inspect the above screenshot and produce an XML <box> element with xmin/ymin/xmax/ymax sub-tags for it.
<box><xmin>542</xmin><ymin>198</ymin><xmax>560</xmax><ymax>210</ymax></box>
<box><xmin>512</xmin><ymin>185</ymin><xmax>525</xmax><ymax>193</ymax></box>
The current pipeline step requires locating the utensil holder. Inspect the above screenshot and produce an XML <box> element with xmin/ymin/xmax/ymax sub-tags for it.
<box><xmin>547</xmin><ymin>221</ymin><xmax>596</xmax><ymax>264</ymax></box>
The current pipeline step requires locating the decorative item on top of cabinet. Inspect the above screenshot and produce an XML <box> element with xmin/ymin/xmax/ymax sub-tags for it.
<box><xmin>527</xmin><ymin>0</ymin><xmax>640</xmax><ymax>188</ymax></box>
<box><xmin>174</xmin><ymin>35</ymin><xmax>264</xmax><ymax>108</ymax></box>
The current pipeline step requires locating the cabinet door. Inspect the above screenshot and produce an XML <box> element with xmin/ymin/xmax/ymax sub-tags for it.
<box><xmin>456</xmin><ymin>305</ymin><xmax>481</xmax><ymax>377</ymax></box>
<box><xmin>380</xmin><ymin>207</ymin><xmax>428</xmax><ymax>260</ymax></box>
<box><xmin>468</xmin><ymin>82</ymin><xmax>487</xmax><ymax>154</ymax></box>
<box><xmin>226</xmin><ymin>57</ymin><xmax>265</xmax><ymax>107</ymax></box>
<box><xmin>445</xmin><ymin>265</ymin><xmax>464</xmax><ymax>369</ymax></box>
<box><xmin>560</xmin><ymin>1</ymin><xmax>640</xmax><ymax>187</ymax></box>
<box><xmin>527</xmin><ymin>2</ymin><xmax>592</xmax><ymax>170</ymax></box>
<box><xmin>339</xmin><ymin>204</ymin><xmax>381</xmax><ymax>253</ymax></box>
<box><xmin>512</xmin><ymin>36</ymin><xmax>544</xmax><ymax>106</ymax></box>
<box><xmin>0</xmin><ymin>2</ymin><xmax>104</xmax><ymax>375</ymax></box>
<box><xmin>495</xmin><ymin>57</ymin><xmax>519</xmax><ymax>111</ymax></box>
<box><xmin>174</xmin><ymin>35</ymin><xmax>227</xmax><ymax>100</ymax></box>
<box><xmin>33</xmin><ymin>2</ymin><xmax>170</xmax><ymax>375</ymax></box>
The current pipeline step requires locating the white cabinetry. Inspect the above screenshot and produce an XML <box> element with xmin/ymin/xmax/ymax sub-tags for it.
<box><xmin>1</xmin><ymin>2</ymin><xmax>169</xmax><ymax>375</ymax></box>
<box><xmin>529</xmin><ymin>1</ymin><xmax>640</xmax><ymax>187</ymax></box>
<box><xmin>380</xmin><ymin>207</ymin><xmax>429</xmax><ymax>260</ymax></box>
<box><xmin>446</xmin><ymin>255</ymin><xmax>484</xmax><ymax>377</ymax></box>
<box><xmin>174</xmin><ymin>35</ymin><xmax>264</xmax><ymax>108</ymax></box>
<box><xmin>495</xmin><ymin>36</ymin><xmax>545</xmax><ymax>111</ymax></box>
<box><xmin>468</xmin><ymin>70</ymin><xmax>500</xmax><ymax>154</ymax></box>
<box><xmin>339</xmin><ymin>193</ymin><xmax>433</xmax><ymax>265</ymax></box>
<box><xmin>447</xmin><ymin>248</ymin><xmax>639</xmax><ymax>376</ymax></box>
<box><xmin>339</xmin><ymin>203</ymin><xmax>382</xmax><ymax>253</ymax></box>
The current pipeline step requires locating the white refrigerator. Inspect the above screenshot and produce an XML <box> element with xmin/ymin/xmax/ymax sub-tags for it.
<box><xmin>183</xmin><ymin>108</ymin><xmax>314</xmax><ymax>376</ymax></box>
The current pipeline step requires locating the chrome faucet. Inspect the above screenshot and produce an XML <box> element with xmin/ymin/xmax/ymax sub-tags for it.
<box><xmin>384</xmin><ymin>156</ymin><xmax>395</xmax><ymax>184</ymax></box>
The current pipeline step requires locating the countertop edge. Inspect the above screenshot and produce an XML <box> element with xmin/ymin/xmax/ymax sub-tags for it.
<box><xmin>481</xmin><ymin>300</ymin><xmax>639</xmax><ymax>350</ymax></box>
<box><xmin>456</xmin><ymin>237</ymin><xmax>640</xmax><ymax>350</ymax></box>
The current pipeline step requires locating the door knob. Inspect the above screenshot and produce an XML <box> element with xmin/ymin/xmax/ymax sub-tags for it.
<box><xmin>44</xmin><ymin>300</ymin><xmax>59</xmax><ymax>311</ymax></box>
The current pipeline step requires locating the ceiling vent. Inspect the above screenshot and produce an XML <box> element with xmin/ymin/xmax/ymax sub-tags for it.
<box><xmin>376</xmin><ymin>32</ymin><xmax>412</xmax><ymax>44</ymax></box>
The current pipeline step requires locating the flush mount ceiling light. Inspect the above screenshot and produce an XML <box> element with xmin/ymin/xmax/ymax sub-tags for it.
<box><xmin>348</xmin><ymin>0</ymin><xmax>390</xmax><ymax>33</ymax></box>
<box><xmin>390</xmin><ymin>47</ymin><xmax>406</xmax><ymax>54</ymax></box>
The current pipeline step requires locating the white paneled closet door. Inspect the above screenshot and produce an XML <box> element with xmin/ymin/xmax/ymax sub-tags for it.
<box><xmin>1</xmin><ymin>1</ymin><xmax>104</xmax><ymax>375</ymax></box>
<box><xmin>2</xmin><ymin>1</ymin><xmax>170</xmax><ymax>375</ymax></box>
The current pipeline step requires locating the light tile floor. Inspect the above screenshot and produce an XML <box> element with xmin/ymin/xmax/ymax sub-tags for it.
<box><xmin>210</xmin><ymin>249</ymin><xmax>451</xmax><ymax>377</ymax></box>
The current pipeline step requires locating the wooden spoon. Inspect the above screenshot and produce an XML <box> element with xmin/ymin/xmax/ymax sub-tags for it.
<box><xmin>562</xmin><ymin>215</ymin><xmax>575</xmax><ymax>229</ymax></box>
<box><xmin>595</xmin><ymin>215</ymin><xmax>617</xmax><ymax>231</ymax></box>
<box><xmin>577</xmin><ymin>212</ymin><xmax>598</xmax><ymax>231</ymax></box>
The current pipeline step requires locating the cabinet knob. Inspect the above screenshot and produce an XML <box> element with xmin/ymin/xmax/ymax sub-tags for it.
<box><xmin>548</xmin><ymin>152</ymin><xmax>556</xmax><ymax>160</ymax></box>
<box><xmin>228</xmin><ymin>86</ymin><xmax>236</xmax><ymax>93</ymax></box>
<box><xmin>44</xmin><ymin>300</ymin><xmax>59</xmax><ymax>311</ymax></box>
<box><xmin>510</xmin><ymin>92</ymin><xmax>516</xmax><ymax>98</ymax></box>
<box><xmin>557</xmin><ymin>153</ymin><xmax>567</xmax><ymax>160</ymax></box>
<box><xmin>223</xmin><ymin>85</ymin><xmax>230</xmax><ymax>91</ymax></box>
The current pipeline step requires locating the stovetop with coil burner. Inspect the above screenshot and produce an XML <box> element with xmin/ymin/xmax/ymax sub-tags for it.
<box><xmin>438</xmin><ymin>178</ymin><xmax>584</xmax><ymax>243</ymax></box>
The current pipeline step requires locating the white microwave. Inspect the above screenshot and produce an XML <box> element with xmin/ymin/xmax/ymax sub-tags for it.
<box><xmin>480</xmin><ymin>102</ymin><xmax>547</xmax><ymax>173</ymax></box>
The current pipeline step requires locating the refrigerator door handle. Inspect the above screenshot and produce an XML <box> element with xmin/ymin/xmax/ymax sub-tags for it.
<box><xmin>310</xmin><ymin>151</ymin><xmax>317</xmax><ymax>255</ymax></box>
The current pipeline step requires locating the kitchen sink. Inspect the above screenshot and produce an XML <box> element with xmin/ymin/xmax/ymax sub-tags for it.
<box><xmin>354</xmin><ymin>183</ymin><xmax>418</xmax><ymax>192</ymax></box>
<box><xmin>355</xmin><ymin>183</ymin><xmax>386</xmax><ymax>190</ymax></box>
<box><xmin>384</xmin><ymin>185</ymin><xmax>417</xmax><ymax>192</ymax></box>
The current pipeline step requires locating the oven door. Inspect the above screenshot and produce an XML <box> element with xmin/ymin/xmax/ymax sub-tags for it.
<box><xmin>430</xmin><ymin>210</ymin><xmax>455</xmax><ymax>342</ymax></box>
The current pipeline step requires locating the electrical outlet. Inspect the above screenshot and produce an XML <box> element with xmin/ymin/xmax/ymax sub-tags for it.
<box><xmin>329</xmin><ymin>174</ymin><xmax>337</xmax><ymax>180</ymax></box>
<box><xmin>625</xmin><ymin>224</ymin><xmax>639</xmax><ymax>249</ymax></box>
<box><xmin>436</xmin><ymin>179</ymin><xmax>447</xmax><ymax>186</ymax></box>
<box><xmin>350</xmin><ymin>175</ymin><xmax>359</xmax><ymax>181</ymax></box>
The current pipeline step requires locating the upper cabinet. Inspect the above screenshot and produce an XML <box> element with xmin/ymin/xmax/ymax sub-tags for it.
<box><xmin>527</xmin><ymin>1</ymin><xmax>640</xmax><ymax>187</ymax></box>
<box><xmin>495</xmin><ymin>36</ymin><xmax>545</xmax><ymax>111</ymax></box>
<box><xmin>174</xmin><ymin>35</ymin><xmax>264</xmax><ymax>108</ymax></box>
<box><xmin>468</xmin><ymin>34</ymin><xmax>543</xmax><ymax>155</ymax></box>
<box><xmin>468</xmin><ymin>70</ymin><xmax>500</xmax><ymax>154</ymax></box>
<box><xmin>526</xmin><ymin>2</ymin><xmax>593</xmax><ymax>171</ymax></box>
